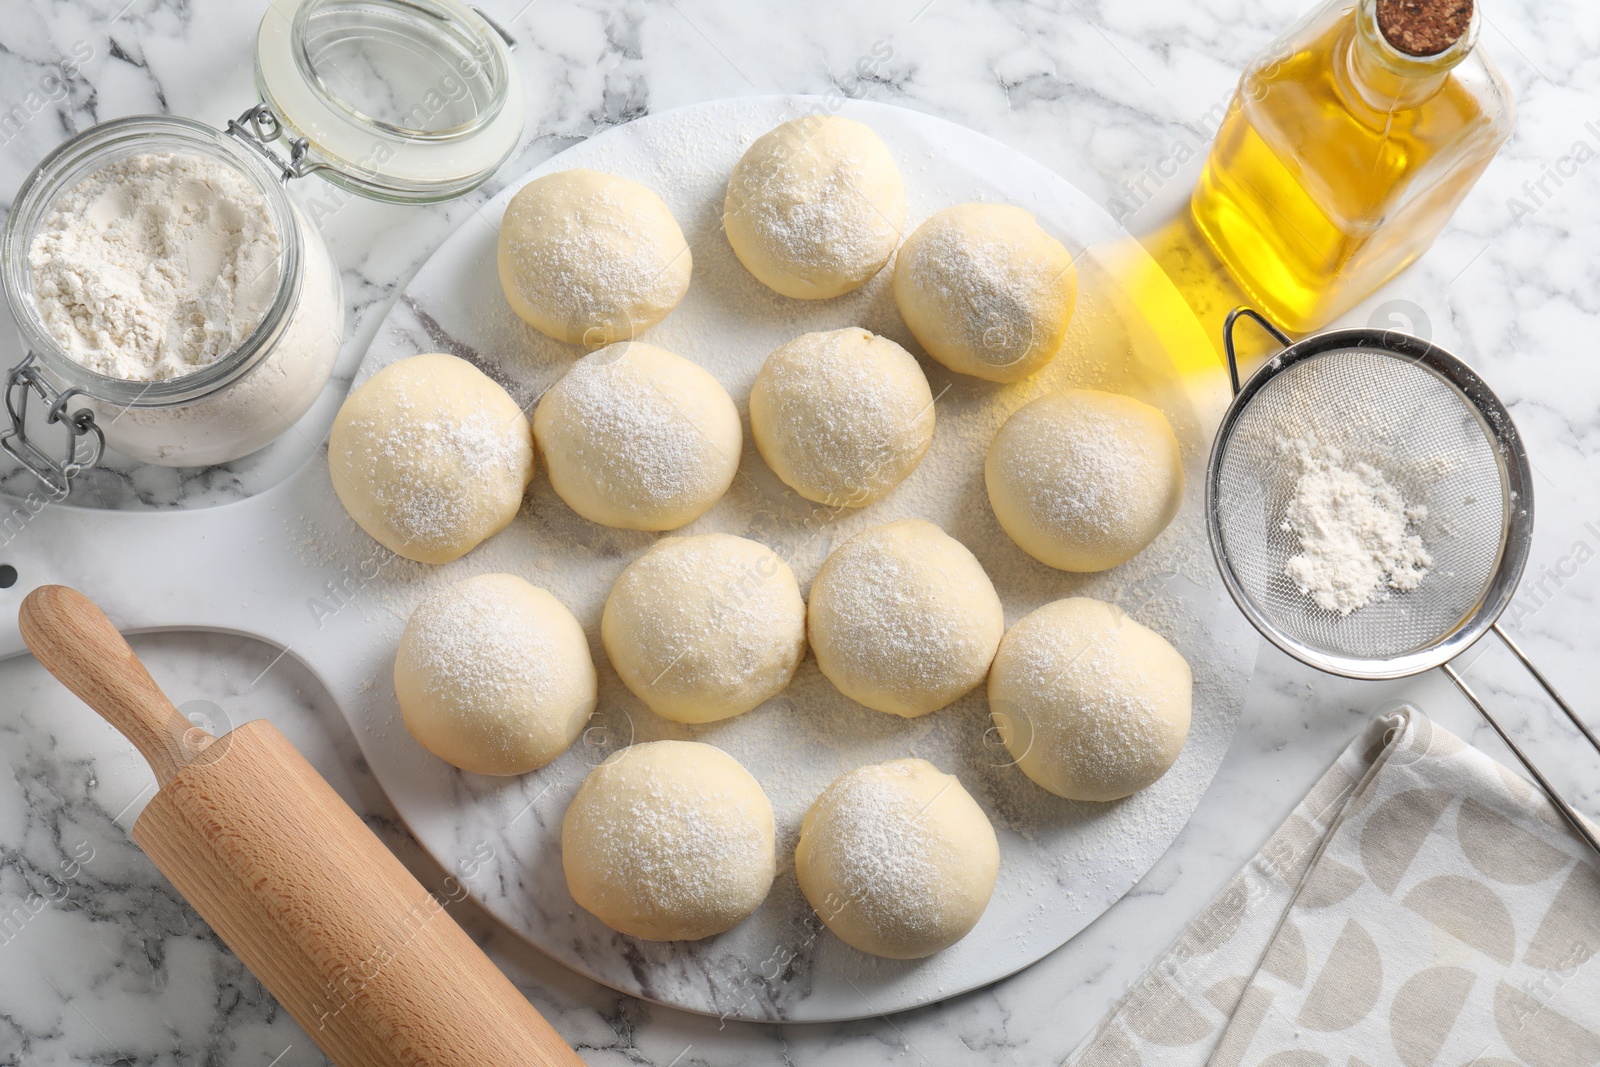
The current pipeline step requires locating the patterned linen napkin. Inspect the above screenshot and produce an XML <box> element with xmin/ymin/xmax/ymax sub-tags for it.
<box><xmin>1065</xmin><ymin>706</ymin><xmax>1600</xmax><ymax>1067</ymax></box>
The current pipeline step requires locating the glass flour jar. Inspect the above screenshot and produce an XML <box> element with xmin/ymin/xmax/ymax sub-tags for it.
<box><xmin>1</xmin><ymin>0</ymin><xmax>524</xmax><ymax>493</ymax></box>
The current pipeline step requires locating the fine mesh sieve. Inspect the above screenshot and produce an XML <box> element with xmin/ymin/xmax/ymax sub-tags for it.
<box><xmin>1207</xmin><ymin>308</ymin><xmax>1600</xmax><ymax>854</ymax></box>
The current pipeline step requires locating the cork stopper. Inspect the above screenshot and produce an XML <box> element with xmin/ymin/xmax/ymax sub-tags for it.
<box><xmin>1376</xmin><ymin>0</ymin><xmax>1474</xmax><ymax>57</ymax></box>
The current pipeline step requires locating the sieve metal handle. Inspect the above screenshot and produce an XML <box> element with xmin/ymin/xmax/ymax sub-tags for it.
<box><xmin>1442</xmin><ymin>663</ymin><xmax>1600</xmax><ymax>857</ymax></box>
<box><xmin>1222</xmin><ymin>307</ymin><xmax>1293</xmax><ymax>396</ymax></box>
<box><xmin>1492</xmin><ymin>622</ymin><xmax>1600</xmax><ymax>757</ymax></box>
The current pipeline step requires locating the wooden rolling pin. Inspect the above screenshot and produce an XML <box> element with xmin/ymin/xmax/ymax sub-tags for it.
<box><xmin>19</xmin><ymin>585</ymin><xmax>584</xmax><ymax>1067</ymax></box>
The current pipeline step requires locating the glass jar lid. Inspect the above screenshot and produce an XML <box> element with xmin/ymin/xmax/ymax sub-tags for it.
<box><xmin>254</xmin><ymin>0</ymin><xmax>525</xmax><ymax>203</ymax></box>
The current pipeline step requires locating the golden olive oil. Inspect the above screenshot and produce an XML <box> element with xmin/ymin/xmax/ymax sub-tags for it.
<box><xmin>1191</xmin><ymin>0</ymin><xmax>1513</xmax><ymax>332</ymax></box>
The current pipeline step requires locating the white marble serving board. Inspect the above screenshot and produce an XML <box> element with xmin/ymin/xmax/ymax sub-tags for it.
<box><xmin>0</xmin><ymin>96</ymin><xmax>1255</xmax><ymax>1021</ymax></box>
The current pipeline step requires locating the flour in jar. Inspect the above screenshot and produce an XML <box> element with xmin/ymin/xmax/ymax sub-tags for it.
<box><xmin>22</xmin><ymin>149</ymin><xmax>343</xmax><ymax>467</ymax></box>
<box><xmin>1279</xmin><ymin>436</ymin><xmax>1432</xmax><ymax>615</ymax></box>
<box><xmin>28</xmin><ymin>151</ymin><xmax>282</xmax><ymax>380</ymax></box>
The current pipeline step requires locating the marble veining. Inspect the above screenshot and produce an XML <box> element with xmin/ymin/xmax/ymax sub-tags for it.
<box><xmin>3</xmin><ymin>0</ymin><xmax>1600</xmax><ymax>1062</ymax></box>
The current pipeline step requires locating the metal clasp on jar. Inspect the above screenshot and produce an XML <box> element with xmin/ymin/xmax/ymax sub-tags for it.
<box><xmin>225</xmin><ymin>104</ymin><xmax>318</xmax><ymax>182</ymax></box>
<box><xmin>1</xmin><ymin>353</ymin><xmax>105</xmax><ymax>496</ymax></box>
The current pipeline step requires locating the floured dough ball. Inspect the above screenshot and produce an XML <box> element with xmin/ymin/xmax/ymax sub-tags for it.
<box><xmin>795</xmin><ymin>759</ymin><xmax>998</xmax><ymax>959</ymax></box>
<box><xmin>498</xmin><ymin>169</ymin><xmax>692</xmax><ymax>347</ymax></box>
<box><xmin>988</xmin><ymin>597</ymin><xmax>1191</xmax><ymax>802</ymax></box>
<box><xmin>562</xmin><ymin>741</ymin><xmax>776</xmax><ymax>940</ymax></box>
<box><xmin>328</xmin><ymin>353</ymin><xmax>534</xmax><ymax>564</ymax></box>
<box><xmin>533</xmin><ymin>342</ymin><xmax>741</xmax><ymax>530</ymax></box>
<box><xmin>808</xmin><ymin>519</ymin><xmax>1004</xmax><ymax>717</ymax></box>
<box><xmin>394</xmin><ymin>574</ymin><xmax>597</xmax><ymax>775</ymax></box>
<box><xmin>602</xmin><ymin>534</ymin><xmax>806</xmax><ymax>723</ymax></box>
<box><xmin>892</xmin><ymin>203</ymin><xmax>1077</xmax><ymax>382</ymax></box>
<box><xmin>724</xmin><ymin>115</ymin><xmax>906</xmax><ymax>300</ymax></box>
<box><xmin>986</xmin><ymin>390</ymin><xmax>1184</xmax><ymax>572</ymax></box>
<box><xmin>750</xmin><ymin>328</ymin><xmax>934</xmax><ymax>507</ymax></box>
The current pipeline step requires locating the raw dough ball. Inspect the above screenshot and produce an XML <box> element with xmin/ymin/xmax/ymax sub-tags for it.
<box><xmin>723</xmin><ymin>115</ymin><xmax>906</xmax><ymax>300</ymax></box>
<box><xmin>892</xmin><ymin>203</ymin><xmax>1077</xmax><ymax>383</ymax></box>
<box><xmin>533</xmin><ymin>342</ymin><xmax>741</xmax><ymax>530</ymax></box>
<box><xmin>795</xmin><ymin>759</ymin><xmax>998</xmax><ymax>959</ymax></box>
<box><xmin>750</xmin><ymin>328</ymin><xmax>934</xmax><ymax>507</ymax></box>
<box><xmin>394</xmin><ymin>574</ymin><xmax>597</xmax><ymax>776</ymax></box>
<box><xmin>562</xmin><ymin>741</ymin><xmax>776</xmax><ymax>940</ymax></box>
<box><xmin>329</xmin><ymin>353</ymin><xmax>534</xmax><ymax>564</ymax></box>
<box><xmin>986</xmin><ymin>390</ymin><xmax>1184</xmax><ymax>572</ymax></box>
<box><xmin>808</xmin><ymin>518</ymin><xmax>1004</xmax><ymax>717</ymax></box>
<box><xmin>988</xmin><ymin>597</ymin><xmax>1192</xmax><ymax>802</ymax></box>
<box><xmin>498</xmin><ymin>169</ymin><xmax>692</xmax><ymax>347</ymax></box>
<box><xmin>602</xmin><ymin>534</ymin><xmax>806</xmax><ymax>723</ymax></box>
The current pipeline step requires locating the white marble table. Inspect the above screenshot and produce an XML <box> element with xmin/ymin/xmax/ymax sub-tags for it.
<box><xmin>2</xmin><ymin>0</ymin><xmax>1598</xmax><ymax>1063</ymax></box>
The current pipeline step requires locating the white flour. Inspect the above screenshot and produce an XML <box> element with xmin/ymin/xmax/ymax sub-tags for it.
<box><xmin>1280</xmin><ymin>436</ymin><xmax>1432</xmax><ymax>615</ymax></box>
<box><xmin>24</xmin><ymin>150</ymin><xmax>343</xmax><ymax>466</ymax></box>
<box><xmin>29</xmin><ymin>151</ymin><xmax>282</xmax><ymax>380</ymax></box>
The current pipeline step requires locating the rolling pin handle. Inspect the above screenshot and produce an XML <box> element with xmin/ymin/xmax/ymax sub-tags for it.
<box><xmin>18</xmin><ymin>585</ymin><xmax>211</xmax><ymax>786</ymax></box>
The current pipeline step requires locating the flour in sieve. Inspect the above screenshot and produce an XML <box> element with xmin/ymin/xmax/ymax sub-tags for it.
<box><xmin>1280</xmin><ymin>436</ymin><xmax>1432</xmax><ymax>615</ymax></box>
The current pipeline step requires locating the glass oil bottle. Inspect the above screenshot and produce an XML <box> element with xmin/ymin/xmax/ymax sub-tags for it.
<box><xmin>1191</xmin><ymin>0</ymin><xmax>1514</xmax><ymax>332</ymax></box>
